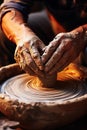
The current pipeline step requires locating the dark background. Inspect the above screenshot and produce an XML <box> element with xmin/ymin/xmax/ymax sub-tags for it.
<box><xmin>0</xmin><ymin>1</ymin><xmax>87</xmax><ymax>130</ymax></box>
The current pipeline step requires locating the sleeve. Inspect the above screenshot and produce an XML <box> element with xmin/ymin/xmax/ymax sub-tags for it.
<box><xmin>0</xmin><ymin>0</ymin><xmax>34</xmax><ymax>22</ymax></box>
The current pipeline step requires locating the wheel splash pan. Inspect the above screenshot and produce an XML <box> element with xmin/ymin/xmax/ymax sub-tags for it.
<box><xmin>0</xmin><ymin>63</ymin><xmax>87</xmax><ymax>130</ymax></box>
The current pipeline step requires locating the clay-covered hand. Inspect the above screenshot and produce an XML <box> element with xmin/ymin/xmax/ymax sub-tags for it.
<box><xmin>42</xmin><ymin>27</ymin><xmax>86</xmax><ymax>74</ymax></box>
<box><xmin>14</xmin><ymin>35</ymin><xmax>45</xmax><ymax>77</ymax></box>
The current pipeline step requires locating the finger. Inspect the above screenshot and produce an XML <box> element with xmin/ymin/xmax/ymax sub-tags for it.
<box><xmin>44</xmin><ymin>48</ymin><xmax>63</xmax><ymax>72</ymax></box>
<box><xmin>14</xmin><ymin>45</ymin><xmax>44</xmax><ymax>77</ymax></box>
<box><xmin>22</xmin><ymin>50</ymin><xmax>44</xmax><ymax>77</ymax></box>
<box><xmin>57</xmin><ymin>53</ymin><xmax>75</xmax><ymax>73</ymax></box>
<box><xmin>49</xmin><ymin>46</ymin><xmax>75</xmax><ymax>74</ymax></box>
<box><xmin>17</xmin><ymin>50</ymin><xmax>35</xmax><ymax>75</ymax></box>
<box><xmin>45</xmin><ymin>39</ymin><xmax>72</xmax><ymax>72</ymax></box>
<box><xmin>42</xmin><ymin>33</ymin><xmax>66</xmax><ymax>64</ymax></box>
<box><xmin>29</xmin><ymin>41</ymin><xmax>44</xmax><ymax>70</ymax></box>
<box><xmin>42</xmin><ymin>40</ymin><xmax>60</xmax><ymax>64</ymax></box>
<box><xmin>22</xmin><ymin>63</ymin><xmax>35</xmax><ymax>76</ymax></box>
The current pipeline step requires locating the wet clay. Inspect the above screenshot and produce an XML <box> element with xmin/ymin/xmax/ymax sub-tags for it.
<box><xmin>1</xmin><ymin>63</ymin><xmax>87</xmax><ymax>103</ymax></box>
<box><xmin>0</xmin><ymin>63</ymin><xmax>87</xmax><ymax>130</ymax></box>
<box><xmin>1</xmin><ymin>73</ymin><xmax>87</xmax><ymax>103</ymax></box>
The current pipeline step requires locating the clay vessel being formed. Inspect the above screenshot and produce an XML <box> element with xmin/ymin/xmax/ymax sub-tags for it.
<box><xmin>0</xmin><ymin>63</ymin><xmax>87</xmax><ymax>130</ymax></box>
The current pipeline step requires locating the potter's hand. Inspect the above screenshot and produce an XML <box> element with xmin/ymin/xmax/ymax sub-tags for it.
<box><xmin>14</xmin><ymin>35</ymin><xmax>45</xmax><ymax>77</ymax></box>
<box><xmin>1</xmin><ymin>9</ymin><xmax>45</xmax><ymax>77</ymax></box>
<box><xmin>42</xmin><ymin>27</ymin><xmax>86</xmax><ymax>74</ymax></box>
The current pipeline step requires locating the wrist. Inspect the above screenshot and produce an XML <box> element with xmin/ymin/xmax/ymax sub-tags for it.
<box><xmin>70</xmin><ymin>26</ymin><xmax>84</xmax><ymax>38</ymax></box>
<box><xmin>65</xmin><ymin>26</ymin><xmax>87</xmax><ymax>51</ymax></box>
<box><xmin>69</xmin><ymin>26</ymin><xmax>86</xmax><ymax>45</ymax></box>
<box><xmin>71</xmin><ymin>25</ymin><xmax>87</xmax><ymax>43</ymax></box>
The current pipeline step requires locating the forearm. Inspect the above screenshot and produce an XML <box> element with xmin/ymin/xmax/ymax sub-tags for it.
<box><xmin>69</xmin><ymin>24</ymin><xmax>87</xmax><ymax>50</ymax></box>
<box><xmin>1</xmin><ymin>9</ymin><xmax>35</xmax><ymax>45</ymax></box>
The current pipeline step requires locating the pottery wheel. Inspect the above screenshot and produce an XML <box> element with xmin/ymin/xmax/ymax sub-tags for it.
<box><xmin>0</xmin><ymin>63</ymin><xmax>87</xmax><ymax>130</ymax></box>
<box><xmin>1</xmin><ymin>73</ymin><xmax>87</xmax><ymax>103</ymax></box>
